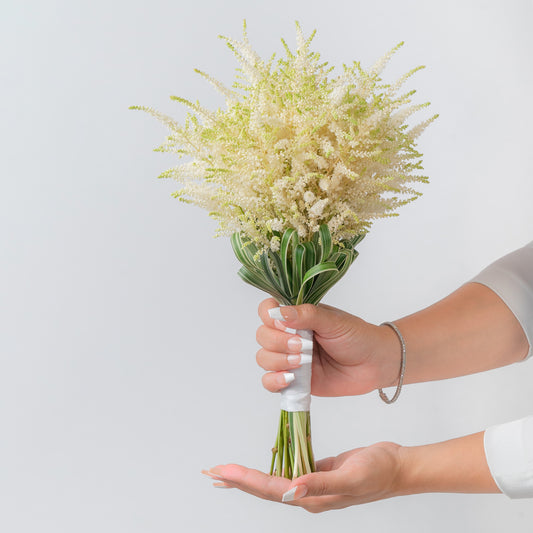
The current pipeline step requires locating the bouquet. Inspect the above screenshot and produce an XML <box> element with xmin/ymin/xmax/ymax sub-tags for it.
<box><xmin>130</xmin><ymin>21</ymin><xmax>437</xmax><ymax>479</ymax></box>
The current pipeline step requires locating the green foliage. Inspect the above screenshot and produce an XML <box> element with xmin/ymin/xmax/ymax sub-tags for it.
<box><xmin>231</xmin><ymin>224</ymin><xmax>363</xmax><ymax>305</ymax></box>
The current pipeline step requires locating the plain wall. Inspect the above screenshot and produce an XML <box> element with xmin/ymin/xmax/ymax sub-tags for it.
<box><xmin>2</xmin><ymin>0</ymin><xmax>533</xmax><ymax>531</ymax></box>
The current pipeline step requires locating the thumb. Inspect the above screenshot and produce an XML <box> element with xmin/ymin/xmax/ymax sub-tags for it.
<box><xmin>281</xmin><ymin>471</ymin><xmax>346</xmax><ymax>502</ymax></box>
<box><xmin>268</xmin><ymin>303</ymin><xmax>352</xmax><ymax>338</ymax></box>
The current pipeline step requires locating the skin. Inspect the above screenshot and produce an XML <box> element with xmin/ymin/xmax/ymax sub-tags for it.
<box><xmin>204</xmin><ymin>282</ymin><xmax>529</xmax><ymax>512</ymax></box>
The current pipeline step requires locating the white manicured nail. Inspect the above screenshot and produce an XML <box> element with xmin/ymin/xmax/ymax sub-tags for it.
<box><xmin>268</xmin><ymin>307</ymin><xmax>284</xmax><ymax>320</ymax></box>
<box><xmin>288</xmin><ymin>337</ymin><xmax>302</xmax><ymax>351</ymax></box>
<box><xmin>300</xmin><ymin>337</ymin><xmax>313</xmax><ymax>353</ymax></box>
<box><xmin>273</xmin><ymin>319</ymin><xmax>286</xmax><ymax>331</ymax></box>
<box><xmin>281</xmin><ymin>487</ymin><xmax>298</xmax><ymax>502</ymax></box>
<box><xmin>288</xmin><ymin>335</ymin><xmax>313</xmax><ymax>353</ymax></box>
<box><xmin>287</xmin><ymin>355</ymin><xmax>300</xmax><ymax>365</ymax></box>
<box><xmin>283</xmin><ymin>372</ymin><xmax>295</xmax><ymax>384</ymax></box>
<box><xmin>282</xmin><ymin>486</ymin><xmax>297</xmax><ymax>502</ymax></box>
<box><xmin>284</xmin><ymin>326</ymin><xmax>297</xmax><ymax>334</ymax></box>
<box><xmin>282</xmin><ymin>485</ymin><xmax>307</xmax><ymax>502</ymax></box>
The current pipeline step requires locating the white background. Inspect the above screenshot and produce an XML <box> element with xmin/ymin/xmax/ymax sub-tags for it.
<box><xmin>2</xmin><ymin>0</ymin><xmax>533</xmax><ymax>531</ymax></box>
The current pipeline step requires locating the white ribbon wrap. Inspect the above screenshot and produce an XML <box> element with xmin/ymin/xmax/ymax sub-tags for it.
<box><xmin>280</xmin><ymin>328</ymin><xmax>313</xmax><ymax>412</ymax></box>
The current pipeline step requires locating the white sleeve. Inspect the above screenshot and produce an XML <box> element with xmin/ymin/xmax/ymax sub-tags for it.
<box><xmin>470</xmin><ymin>241</ymin><xmax>533</xmax><ymax>498</ymax></box>
<box><xmin>484</xmin><ymin>417</ymin><xmax>533</xmax><ymax>498</ymax></box>
<box><xmin>470</xmin><ymin>240</ymin><xmax>533</xmax><ymax>360</ymax></box>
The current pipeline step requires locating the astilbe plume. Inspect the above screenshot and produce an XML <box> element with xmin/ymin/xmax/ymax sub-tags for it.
<box><xmin>130</xmin><ymin>21</ymin><xmax>437</xmax><ymax>253</ymax></box>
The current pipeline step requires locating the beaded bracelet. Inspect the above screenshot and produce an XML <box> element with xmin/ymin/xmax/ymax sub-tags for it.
<box><xmin>378</xmin><ymin>321</ymin><xmax>406</xmax><ymax>404</ymax></box>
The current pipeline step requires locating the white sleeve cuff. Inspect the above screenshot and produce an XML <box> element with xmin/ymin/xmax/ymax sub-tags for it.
<box><xmin>484</xmin><ymin>416</ymin><xmax>533</xmax><ymax>498</ymax></box>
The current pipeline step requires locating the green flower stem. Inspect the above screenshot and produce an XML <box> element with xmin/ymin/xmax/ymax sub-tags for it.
<box><xmin>270</xmin><ymin>410</ymin><xmax>315</xmax><ymax>479</ymax></box>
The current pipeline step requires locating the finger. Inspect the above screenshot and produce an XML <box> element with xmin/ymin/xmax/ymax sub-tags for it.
<box><xmin>302</xmin><ymin>471</ymin><xmax>347</xmax><ymax>497</ymax></box>
<box><xmin>256</xmin><ymin>348</ymin><xmax>302</xmax><ymax>372</ymax></box>
<box><xmin>298</xmin><ymin>494</ymin><xmax>355</xmax><ymax>513</ymax></box>
<box><xmin>267</xmin><ymin>303</ymin><xmax>350</xmax><ymax>338</ymax></box>
<box><xmin>201</xmin><ymin>468</ymin><xmax>225</xmax><ymax>481</ymax></box>
<box><xmin>258</xmin><ymin>298</ymin><xmax>281</xmax><ymax>327</ymax></box>
<box><xmin>315</xmin><ymin>456</ymin><xmax>336</xmax><ymax>472</ymax></box>
<box><xmin>256</xmin><ymin>325</ymin><xmax>304</xmax><ymax>354</ymax></box>
<box><xmin>208</xmin><ymin>464</ymin><xmax>292</xmax><ymax>502</ymax></box>
<box><xmin>282</xmin><ymin>470</ymin><xmax>348</xmax><ymax>501</ymax></box>
<box><xmin>261</xmin><ymin>371</ymin><xmax>295</xmax><ymax>392</ymax></box>
<box><xmin>213</xmin><ymin>481</ymin><xmax>233</xmax><ymax>488</ymax></box>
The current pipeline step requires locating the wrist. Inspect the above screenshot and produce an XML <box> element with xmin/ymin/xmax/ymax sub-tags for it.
<box><xmin>394</xmin><ymin>432</ymin><xmax>501</xmax><ymax>496</ymax></box>
<box><xmin>369</xmin><ymin>322</ymin><xmax>406</xmax><ymax>389</ymax></box>
<box><xmin>394</xmin><ymin>445</ymin><xmax>420</xmax><ymax>496</ymax></box>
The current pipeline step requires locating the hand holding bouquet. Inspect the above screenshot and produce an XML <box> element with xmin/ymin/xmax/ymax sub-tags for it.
<box><xmin>131</xmin><ymin>21</ymin><xmax>436</xmax><ymax>479</ymax></box>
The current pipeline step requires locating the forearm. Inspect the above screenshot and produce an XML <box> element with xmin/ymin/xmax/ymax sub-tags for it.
<box><xmin>396</xmin><ymin>431</ymin><xmax>500</xmax><ymax>496</ymax></box>
<box><xmin>374</xmin><ymin>282</ymin><xmax>529</xmax><ymax>386</ymax></box>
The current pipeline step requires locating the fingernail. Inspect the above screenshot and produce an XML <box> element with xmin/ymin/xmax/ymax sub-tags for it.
<box><xmin>287</xmin><ymin>354</ymin><xmax>301</xmax><ymax>366</ymax></box>
<box><xmin>201</xmin><ymin>469</ymin><xmax>223</xmax><ymax>480</ymax></box>
<box><xmin>288</xmin><ymin>336</ymin><xmax>313</xmax><ymax>353</ymax></box>
<box><xmin>274</xmin><ymin>319</ymin><xmax>287</xmax><ymax>331</ymax></box>
<box><xmin>274</xmin><ymin>318</ymin><xmax>297</xmax><ymax>334</ymax></box>
<box><xmin>282</xmin><ymin>485</ymin><xmax>307</xmax><ymax>502</ymax></box>
<box><xmin>280</xmin><ymin>307</ymin><xmax>298</xmax><ymax>321</ymax></box>
<box><xmin>287</xmin><ymin>336</ymin><xmax>302</xmax><ymax>352</ymax></box>
<box><xmin>213</xmin><ymin>482</ymin><xmax>232</xmax><ymax>489</ymax></box>
<box><xmin>268</xmin><ymin>307</ymin><xmax>298</xmax><ymax>322</ymax></box>
<box><xmin>268</xmin><ymin>307</ymin><xmax>284</xmax><ymax>320</ymax></box>
<box><xmin>283</xmin><ymin>372</ymin><xmax>295</xmax><ymax>384</ymax></box>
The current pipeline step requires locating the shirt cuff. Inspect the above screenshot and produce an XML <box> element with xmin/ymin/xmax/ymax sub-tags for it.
<box><xmin>484</xmin><ymin>416</ymin><xmax>533</xmax><ymax>498</ymax></box>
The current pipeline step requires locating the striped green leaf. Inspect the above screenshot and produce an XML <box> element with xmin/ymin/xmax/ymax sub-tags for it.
<box><xmin>293</xmin><ymin>243</ymin><xmax>306</xmax><ymax>293</ymax></box>
<box><xmin>269</xmin><ymin>250</ymin><xmax>291</xmax><ymax>295</ymax></box>
<box><xmin>280</xmin><ymin>228</ymin><xmax>297</xmax><ymax>275</ymax></box>
<box><xmin>318</xmin><ymin>224</ymin><xmax>332</xmax><ymax>262</ymax></box>
<box><xmin>306</xmin><ymin>269</ymin><xmax>339</xmax><ymax>303</ymax></box>
<box><xmin>230</xmin><ymin>233</ymin><xmax>254</xmax><ymax>268</ymax></box>
<box><xmin>303</xmin><ymin>241</ymin><xmax>316</xmax><ymax>274</ymax></box>
<box><xmin>260</xmin><ymin>252</ymin><xmax>284</xmax><ymax>295</ymax></box>
<box><xmin>237</xmin><ymin>266</ymin><xmax>286</xmax><ymax>303</ymax></box>
<box><xmin>296</xmin><ymin>262</ymin><xmax>338</xmax><ymax>304</ymax></box>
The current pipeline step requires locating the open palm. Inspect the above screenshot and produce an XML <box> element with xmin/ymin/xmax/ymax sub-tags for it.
<box><xmin>203</xmin><ymin>442</ymin><xmax>402</xmax><ymax>513</ymax></box>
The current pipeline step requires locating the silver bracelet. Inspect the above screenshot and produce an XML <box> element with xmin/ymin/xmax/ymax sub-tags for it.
<box><xmin>378</xmin><ymin>322</ymin><xmax>406</xmax><ymax>404</ymax></box>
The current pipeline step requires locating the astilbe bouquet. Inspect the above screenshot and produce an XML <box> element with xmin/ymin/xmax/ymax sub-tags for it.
<box><xmin>131</xmin><ymin>21</ymin><xmax>437</xmax><ymax>479</ymax></box>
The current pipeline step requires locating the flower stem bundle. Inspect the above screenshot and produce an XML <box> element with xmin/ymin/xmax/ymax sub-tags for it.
<box><xmin>271</xmin><ymin>411</ymin><xmax>314</xmax><ymax>478</ymax></box>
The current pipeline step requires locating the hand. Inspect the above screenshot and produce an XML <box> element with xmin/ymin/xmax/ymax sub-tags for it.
<box><xmin>255</xmin><ymin>298</ymin><xmax>401</xmax><ymax>397</ymax></box>
<box><xmin>203</xmin><ymin>442</ymin><xmax>403</xmax><ymax>513</ymax></box>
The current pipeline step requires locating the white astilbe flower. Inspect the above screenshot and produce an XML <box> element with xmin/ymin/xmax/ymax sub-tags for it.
<box><xmin>131</xmin><ymin>20</ymin><xmax>437</xmax><ymax>251</ymax></box>
<box><xmin>303</xmin><ymin>191</ymin><xmax>315</xmax><ymax>204</ymax></box>
<box><xmin>309</xmin><ymin>198</ymin><xmax>328</xmax><ymax>218</ymax></box>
